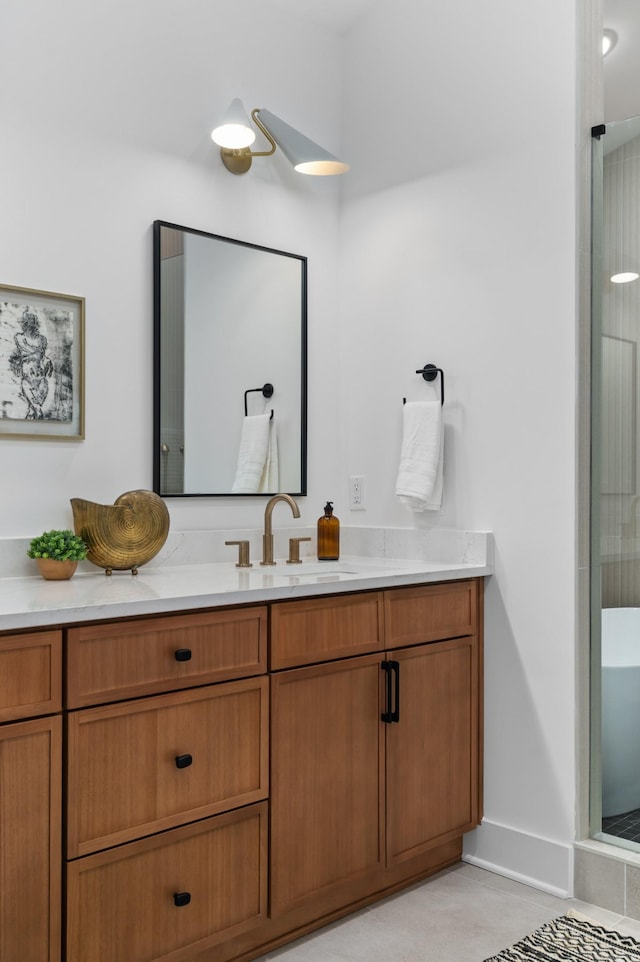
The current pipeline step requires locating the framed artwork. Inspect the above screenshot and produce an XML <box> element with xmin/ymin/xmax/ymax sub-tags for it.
<box><xmin>0</xmin><ymin>283</ymin><xmax>85</xmax><ymax>440</ymax></box>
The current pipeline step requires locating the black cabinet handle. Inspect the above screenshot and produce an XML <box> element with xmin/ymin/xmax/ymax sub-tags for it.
<box><xmin>174</xmin><ymin>648</ymin><xmax>192</xmax><ymax>662</ymax></box>
<box><xmin>381</xmin><ymin>660</ymin><xmax>400</xmax><ymax>724</ymax></box>
<box><xmin>381</xmin><ymin>661</ymin><xmax>393</xmax><ymax>723</ymax></box>
<box><xmin>390</xmin><ymin>660</ymin><xmax>400</xmax><ymax>723</ymax></box>
<box><xmin>175</xmin><ymin>753</ymin><xmax>193</xmax><ymax>769</ymax></box>
<box><xmin>173</xmin><ymin>891</ymin><xmax>191</xmax><ymax>907</ymax></box>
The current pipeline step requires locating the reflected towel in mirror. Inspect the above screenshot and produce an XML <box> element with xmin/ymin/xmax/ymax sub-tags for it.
<box><xmin>395</xmin><ymin>401</ymin><xmax>443</xmax><ymax>511</ymax></box>
<box><xmin>232</xmin><ymin>414</ymin><xmax>272</xmax><ymax>493</ymax></box>
<box><xmin>258</xmin><ymin>417</ymin><xmax>279</xmax><ymax>493</ymax></box>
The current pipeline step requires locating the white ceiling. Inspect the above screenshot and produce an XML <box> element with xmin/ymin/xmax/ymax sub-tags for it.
<box><xmin>270</xmin><ymin>1</ymin><xmax>638</xmax><ymax>120</ymax></box>
<box><xmin>269</xmin><ymin>0</ymin><xmax>376</xmax><ymax>35</ymax></box>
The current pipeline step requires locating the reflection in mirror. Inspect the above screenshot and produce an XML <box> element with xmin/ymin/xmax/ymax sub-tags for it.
<box><xmin>153</xmin><ymin>221</ymin><xmax>307</xmax><ymax>496</ymax></box>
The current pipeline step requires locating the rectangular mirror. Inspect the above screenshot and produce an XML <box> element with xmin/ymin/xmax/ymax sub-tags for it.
<box><xmin>153</xmin><ymin>221</ymin><xmax>307</xmax><ymax>497</ymax></box>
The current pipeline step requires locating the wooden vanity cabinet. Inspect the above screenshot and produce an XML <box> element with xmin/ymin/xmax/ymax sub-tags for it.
<box><xmin>2</xmin><ymin>577</ymin><xmax>482</xmax><ymax>962</ymax></box>
<box><xmin>269</xmin><ymin>579</ymin><xmax>482</xmax><ymax>928</ymax></box>
<box><xmin>0</xmin><ymin>630</ymin><xmax>62</xmax><ymax>962</ymax></box>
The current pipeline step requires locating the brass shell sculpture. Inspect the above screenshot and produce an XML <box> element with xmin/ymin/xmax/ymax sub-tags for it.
<box><xmin>70</xmin><ymin>489</ymin><xmax>170</xmax><ymax>575</ymax></box>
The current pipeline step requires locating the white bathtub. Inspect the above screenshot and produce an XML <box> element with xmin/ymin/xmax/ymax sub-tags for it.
<box><xmin>602</xmin><ymin>607</ymin><xmax>640</xmax><ymax>817</ymax></box>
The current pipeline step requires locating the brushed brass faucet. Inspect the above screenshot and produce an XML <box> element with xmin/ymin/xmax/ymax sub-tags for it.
<box><xmin>261</xmin><ymin>493</ymin><xmax>301</xmax><ymax>565</ymax></box>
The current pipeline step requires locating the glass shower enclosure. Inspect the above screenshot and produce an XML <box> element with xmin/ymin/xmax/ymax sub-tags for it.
<box><xmin>592</xmin><ymin>113</ymin><xmax>640</xmax><ymax>850</ymax></box>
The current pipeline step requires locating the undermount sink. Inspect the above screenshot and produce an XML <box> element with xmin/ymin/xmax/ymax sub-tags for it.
<box><xmin>250</xmin><ymin>562</ymin><xmax>360</xmax><ymax>577</ymax></box>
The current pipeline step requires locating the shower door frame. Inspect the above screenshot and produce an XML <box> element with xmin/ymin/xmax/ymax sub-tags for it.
<box><xmin>589</xmin><ymin>116</ymin><xmax>640</xmax><ymax>850</ymax></box>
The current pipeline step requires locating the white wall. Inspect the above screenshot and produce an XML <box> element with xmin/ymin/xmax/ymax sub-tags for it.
<box><xmin>1</xmin><ymin>0</ymin><xmax>583</xmax><ymax>894</ymax></box>
<box><xmin>0</xmin><ymin>0</ymin><xmax>343</xmax><ymax>535</ymax></box>
<box><xmin>340</xmin><ymin>0</ymin><xmax>579</xmax><ymax>894</ymax></box>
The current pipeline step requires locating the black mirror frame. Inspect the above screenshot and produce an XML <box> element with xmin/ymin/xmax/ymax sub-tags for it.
<box><xmin>152</xmin><ymin>220</ymin><xmax>307</xmax><ymax>497</ymax></box>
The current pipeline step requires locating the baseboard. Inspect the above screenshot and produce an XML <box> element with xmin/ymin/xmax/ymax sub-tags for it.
<box><xmin>462</xmin><ymin>819</ymin><xmax>573</xmax><ymax>898</ymax></box>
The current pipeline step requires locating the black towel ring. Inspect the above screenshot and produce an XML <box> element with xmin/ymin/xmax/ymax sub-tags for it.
<box><xmin>402</xmin><ymin>364</ymin><xmax>445</xmax><ymax>406</ymax></box>
<box><xmin>244</xmin><ymin>383</ymin><xmax>274</xmax><ymax>419</ymax></box>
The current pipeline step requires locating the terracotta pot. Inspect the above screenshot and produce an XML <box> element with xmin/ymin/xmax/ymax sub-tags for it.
<box><xmin>36</xmin><ymin>558</ymin><xmax>78</xmax><ymax>581</ymax></box>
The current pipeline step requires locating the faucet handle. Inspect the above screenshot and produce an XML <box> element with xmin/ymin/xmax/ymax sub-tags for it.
<box><xmin>225</xmin><ymin>540</ymin><xmax>252</xmax><ymax>568</ymax></box>
<box><xmin>287</xmin><ymin>537</ymin><xmax>312</xmax><ymax>565</ymax></box>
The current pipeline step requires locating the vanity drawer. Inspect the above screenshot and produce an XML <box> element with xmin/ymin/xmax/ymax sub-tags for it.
<box><xmin>66</xmin><ymin>607</ymin><xmax>267</xmax><ymax>707</ymax></box>
<box><xmin>384</xmin><ymin>580</ymin><xmax>478</xmax><ymax>649</ymax></box>
<box><xmin>270</xmin><ymin>592</ymin><xmax>384</xmax><ymax>669</ymax></box>
<box><xmin>66</xmin><ymin>802</ymin><xmax>268</xmax><ymax>962</ymax></box>
<box><xmin>0</xmin><ymin>630</ymin><xmax>62</xmax><ymax>722</ymax></box>
<box><xmin>67</xmin><ymin>677</ymin><xmax>269</xmax><ymax>857</ymax></box>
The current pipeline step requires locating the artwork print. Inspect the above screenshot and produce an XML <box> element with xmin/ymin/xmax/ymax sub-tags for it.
<box><xmin>0</xmin><ymin>284</ymin><xmax>84</xmax><ymax>439</ymax></box>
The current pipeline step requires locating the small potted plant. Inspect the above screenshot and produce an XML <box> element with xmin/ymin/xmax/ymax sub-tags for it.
<box><xmin>27</xmin><ymin>529</ymin><xmax>88</xmax><ymax>580</ymax></box>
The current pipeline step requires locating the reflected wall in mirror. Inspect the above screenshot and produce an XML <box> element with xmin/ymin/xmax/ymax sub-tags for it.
<box><xmin>153</xmin><ymin>221</ymin><xmax>307</xmax><ymax>496</ymax></box>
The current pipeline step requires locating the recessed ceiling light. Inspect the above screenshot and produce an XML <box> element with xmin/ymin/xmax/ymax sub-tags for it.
<box><xmin>611</xmin><ymin>271</ymin><xmax>639</xmax><ymax>284</ymax></box>
<box><xmin>603</xmin><ymin>28</ymin><xmax>618</xmax><ymax>57</ymax></box>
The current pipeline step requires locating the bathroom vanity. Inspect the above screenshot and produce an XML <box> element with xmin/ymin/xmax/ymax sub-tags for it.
<box><xmin>0</xmin><ymin>555</ymin><xmax>487</xmax><ymax>962</ymax></box>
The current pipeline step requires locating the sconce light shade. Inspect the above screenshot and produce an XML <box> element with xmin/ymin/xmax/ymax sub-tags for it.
<box><xmin>211</xmin><ymin>98</ymin><xmax>256</xmax><ymax>149</ymax></box>
<box><xmin>256</xmin><ymin>109</ymin><xmax>349</xmax><ymax>176</ymax></box>
<box><xmin>212</xmin><ymin>100</ymin><xmax>348</xmax><ymax>176</ymax></box>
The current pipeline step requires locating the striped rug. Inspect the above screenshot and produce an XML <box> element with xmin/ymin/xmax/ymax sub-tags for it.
<box><xmin>484</xmin><ymin>914</ymin><xmax>640</xmax><ymax>961</ymax></box>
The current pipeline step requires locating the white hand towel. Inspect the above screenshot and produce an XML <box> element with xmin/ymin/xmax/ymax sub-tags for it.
<box><xmin>395</xmin><ymin>401</ymin><xmax>444</xmax><ymax>512</ymax></box>
<box><xmin>231</xmin><ymin>414</ymin><xmax>271</xmax><ymax>493</ymax></box>
<box><xmin>258</xmin><ymin>417</ymin><xmax>279</xmax><ymax>493</ymax></box>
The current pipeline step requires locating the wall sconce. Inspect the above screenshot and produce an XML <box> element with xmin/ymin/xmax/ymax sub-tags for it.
<box><xmin>211</xmin><ymin>98</ymin><xmax>349</xmax><ymax>176</ymax></box>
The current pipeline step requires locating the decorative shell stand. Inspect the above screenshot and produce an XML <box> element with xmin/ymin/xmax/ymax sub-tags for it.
<box><xmin>71</xmin><ymin>489</ymin><xmax>170</xmax><ymax>575</ymax></box>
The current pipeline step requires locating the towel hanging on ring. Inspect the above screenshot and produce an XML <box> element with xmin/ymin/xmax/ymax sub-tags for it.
<box><xmin>395</xmin><ymin>400</ymin><xmax>443</xmax><ymax>511</ymax></box>
<box><xmin>258</xmin><ymin>416</ymin><xmax>279</xmax><ymax>493</ymax></box>
<box><xmin>231</xmin><ymin>413</ymin><xmax>271</xmax><ymax>493</ymax></box>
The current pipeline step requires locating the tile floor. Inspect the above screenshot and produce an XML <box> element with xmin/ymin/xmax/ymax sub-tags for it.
<box><xmin>257</xmin><ymin>862</ymin><xmax>640</xmax><ymax>962</ymax></box>
<box><xmin>603</xmin><ymin>807</ymin><xmax>640</xmax><ymax>845</ymax></box>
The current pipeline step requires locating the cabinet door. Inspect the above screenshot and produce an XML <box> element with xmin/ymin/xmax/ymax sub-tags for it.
<box><xmin>385</xmin><ymin>637</ymin><xmax>480</xmax><ymax>865</ymax></box>
<box><xmin>270</xmin><ymin>655</ymin><xmax>384</xmax><ymax>919</ymax></box>
<box><xmin>0</xmin><ymin>715</ymin><xmax>62</xmax><ymax>962</ymax></box>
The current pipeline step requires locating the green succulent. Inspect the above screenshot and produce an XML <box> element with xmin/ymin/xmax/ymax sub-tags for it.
<box><xmin>27</xmin><ymin>529</ymin><xmax>88</xmax><ymax>562</ymax></box>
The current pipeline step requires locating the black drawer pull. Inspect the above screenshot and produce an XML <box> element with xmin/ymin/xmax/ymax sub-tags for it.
<box><xmin>174</xmin><ymin>648</ymin><xmax>192</xmax><ymax>662</ymax></box>
<box><xmin>175</xmin><ymin>754</ymin><xmax>193</xmax><ymax>769</ymax></box>
<box><xmin>173</xmin><ymin>891</ymin><xmax>191</xmax><ymax>907</ymax></box>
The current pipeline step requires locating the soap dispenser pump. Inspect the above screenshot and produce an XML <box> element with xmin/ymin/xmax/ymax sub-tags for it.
<box><xmin>317</xmin><ymin>501</ymin><xmax>340</xmax><ymax>561</ymax></box>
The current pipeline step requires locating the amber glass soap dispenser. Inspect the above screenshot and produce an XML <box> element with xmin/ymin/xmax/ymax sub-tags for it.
<box><xmin>317</xmin><ymin>501</ymin><xmax>340</xmax><ymax>561</ymax></box>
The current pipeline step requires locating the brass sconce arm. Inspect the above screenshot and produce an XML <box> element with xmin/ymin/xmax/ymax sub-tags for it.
<box><xmin>220</xmin><ymin>109</ymin><xmax>275</xmax><ymax>175</ymax></box>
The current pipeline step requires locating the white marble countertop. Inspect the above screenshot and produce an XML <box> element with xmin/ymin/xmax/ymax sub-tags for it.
<box><xmin>0</xmin><ymin>554</ymin><xmax>492</xmax><ymax>632</ymax></box>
